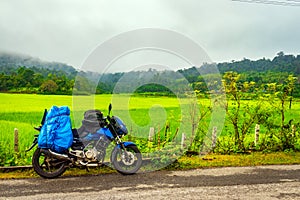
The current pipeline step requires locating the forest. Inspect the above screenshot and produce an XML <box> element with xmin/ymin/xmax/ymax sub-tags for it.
<box><xmin>1</xmin><ymin>52</ymin><xmax>300</xmax><ymax>167</ymax></box>
<box><xmin>0</xmin><ymin>51</ymin><xmax>300</xmax><ymax>96</ymax></box>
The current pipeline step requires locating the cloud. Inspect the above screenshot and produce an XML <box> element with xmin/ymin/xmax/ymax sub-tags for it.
<box><xmin>0</xmin><ymin>0</ymin><xmax>179</xmax><ymax>68</ymax></box>
<box><xmin>161</xmin><ymin>0</ymin><xmax>300</xmax><ymax>62</ymax></box>
<box><xmin>0</xmin><ymin>0</ymin><xmax>299</xmax><ymax>70</ymax></box>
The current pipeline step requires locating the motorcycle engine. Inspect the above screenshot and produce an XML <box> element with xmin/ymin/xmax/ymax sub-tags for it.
<box><xmin>85</xmin><ymin>148</ymin><xmax>100</xmax><ymax>161</ymax></box>
<box><xmin>85</xmin><ymin>147</ymin><xmax>106</xmax><ymax>162</ymax></box>
<box><xmin>83</xmin><ymin>135</ymin><xmax>110</xmax><ymax>162</ymax></box>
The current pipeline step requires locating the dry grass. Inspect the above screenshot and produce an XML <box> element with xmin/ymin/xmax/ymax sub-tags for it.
<box><xmin>1</xmin><ymin>152</ymin><xmax>300</xmax><ymax>179</ymax></box>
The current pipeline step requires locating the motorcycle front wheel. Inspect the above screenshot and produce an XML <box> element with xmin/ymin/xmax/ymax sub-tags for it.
<box><xmin>111</xmin><ymin>145</ymin><xmax>142</xmax><ymax>175</ymax></box>
<box><xmin>32</xmin><ymin>148</ymin><xmax>68</xmax><ymax>179</ymax></box>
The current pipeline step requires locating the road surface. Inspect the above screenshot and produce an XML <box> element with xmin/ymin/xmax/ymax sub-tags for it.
<box><xmin>0</xmin><ymin>165</ymin><xmax>300</xmax><ymax>200</ymax></box>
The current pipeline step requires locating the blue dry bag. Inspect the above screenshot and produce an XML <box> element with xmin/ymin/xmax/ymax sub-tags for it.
<box><xmin>37</xmin><ymin>106</ymin><xmax>73</xmax><ymax>153</ymax></box>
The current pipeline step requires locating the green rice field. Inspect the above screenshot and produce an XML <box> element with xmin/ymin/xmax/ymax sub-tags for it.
<box><xmin>1</xmin><ymin>93</ymin><xmax>300</xmax><ymax>166</ymax></box>
<box><xmin>0</xmin><ymin>93</ymin><xmax>202</xmax><ymax>164</ymax></box>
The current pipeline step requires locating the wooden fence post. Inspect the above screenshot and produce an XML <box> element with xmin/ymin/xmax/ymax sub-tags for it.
<box><xmin>212</xmin><ymin>126</ymin><xmax>217</xmax><ymax>149</ymax></box>
<box><xmin>181</xmin><ymin>133</ymin><xmax>186</xmax><ymax>150</ymax></box>
<box><xmin>255</xmin><ymin>124</ymin><xmax>260</xmax><ymax>146</ymax></box>
<box><xmin>292</xmin><ymin>125</ymin><xmax>296</xmax><ymax>137</ymax></box>
<box><xmin>148</xmin><ymin>127</ymin><xmax>155</xmax><ymax>142</ymax></box>
<box><xmin>14</xmin><ymin>128</ymin><xmax>19</xmax><ymax>153</ymax></box>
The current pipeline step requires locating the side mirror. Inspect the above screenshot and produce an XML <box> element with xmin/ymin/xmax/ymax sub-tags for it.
<box><xmin>108</xmin><ymin>103</ymin><xmax>112</xmax><ymax>116</ymax></box>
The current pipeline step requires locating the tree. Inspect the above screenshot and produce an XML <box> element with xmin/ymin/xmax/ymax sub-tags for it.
<box><xmin>16</xmin><ymin>67</ymin><xmax>35</xmax><ymax>87</ymax></box>
<box><xmin>40</xmin><ymin>80</ymin><xmax>58</xmax><ymax>94</ymax></box>
<box><xmin>266</xmin><ymin>75</ymin><xmax>298</xmax><ymax>150</ymax></box>
<box><xmin>222</xmin><ymin>72</ymin><xmax>266</xmax><ymax>151</ymax></box>
<box><xmin>286</xmin><ymin>75</ymin><xmax>297</xmax><ymax>109</ymax></box>
<box><xmin>33</xmin><ymin>73</ymin><xmax>44</xmax><ymax>87</ymax></box>
<box><xmin>73</xmin><ymin>76</ymin><xmax>92</xmax><ymax>95</ymax></box>
<box><xmin>277</xmin><ymin>51</ymin><xmax>284</xmax><ymax>57</ymax></box>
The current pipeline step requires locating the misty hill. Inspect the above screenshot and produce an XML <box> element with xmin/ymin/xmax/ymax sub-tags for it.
<box><xmin>0</xmin><ymin>51</ymin><xmax>300</xmax><ymax>95</ymax></box>
<box><xmin>0</xmin><ymin>52</ymin><xmax>77</xmax><ymax>76</ymax></box>
<box><xmin>1</xmin><ymin>51</ymin><xmax>300</xmax><ymax>80</ymax></box>
<box><xmin>218</xmin><ymin>52</ymin><xmax>300</xmax><ymax>74</ymax></box>
<box><xmin>178</xmin><ymin>52</ymin><xmax>300</xmax><ymax>80</ymax></box>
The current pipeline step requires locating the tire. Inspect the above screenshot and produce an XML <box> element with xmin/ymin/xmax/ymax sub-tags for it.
<box><xmin>111</xmin><ymin>145</ymin><xmax>142</xmax><ymax>175</ymax></box>
<box><xmin>32</xmin><ymin>148</ymin><xmax>68</xmax><ymax>179</ymax></box>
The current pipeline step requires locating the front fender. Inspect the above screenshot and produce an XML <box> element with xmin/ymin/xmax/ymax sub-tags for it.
<box><xmin>117</xmin><ymin>141</ymin><xmax>136</xmax><ymax>148</ymax></box>
<box><xmin>110</xmin><ymin>142</ymin><xmax>138</xmax><ymax>164</ymax></box>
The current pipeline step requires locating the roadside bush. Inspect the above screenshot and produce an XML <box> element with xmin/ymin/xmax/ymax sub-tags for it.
<box><xmin>213</xmin><ymin>136</ymin><xmax>236</xmax><ymax>154</ymax></box>
<box><xmin>0</xmin><ymin>141</ymin><xmax>32</xmax><ymax>166</ymax></box>
<box><xmin>0</xmin><ymin>142</ymin><xmax>15</xmax><ymax>166</ymax></box>
<box><xmin>0</xmin><ymin>142</ymin><xmax>5</xmax><ymax>166</ymax></box>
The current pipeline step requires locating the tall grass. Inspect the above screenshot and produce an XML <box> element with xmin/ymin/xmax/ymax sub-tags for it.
<box><xmin>1</xmin><ymin>93</ymin><xmax>300</xmax><ymax>166</ymax></box>
<box><xmin>0</xmin><ymin>93</ymin><xmax>189</xmax><ymax>166</ymax></box>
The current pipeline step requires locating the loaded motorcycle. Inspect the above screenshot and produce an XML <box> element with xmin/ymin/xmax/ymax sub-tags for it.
<box><xmin>26</xmin><ymin>104</ymin><xmax>142</xmax><ymax>178</ymax></box>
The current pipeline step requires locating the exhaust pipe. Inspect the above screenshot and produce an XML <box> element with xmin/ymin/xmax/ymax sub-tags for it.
<box><xmin>40</xmin><ymin>149</ymin><xmax>72</xmax><ymax>162</ymax></box>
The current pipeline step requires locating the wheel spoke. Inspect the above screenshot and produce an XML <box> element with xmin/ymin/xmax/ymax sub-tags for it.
<box><xmin>112</xmin><ymin>145</ymin><xmax>142</xmax><ymax>175</ymax></box>
<box><xmin>43</xmin><ymin>158</ymin><xmax>51</xmax><ymax>171</ymax></box>
<box><xmin>32</xmin><ymin>148</ymin><xmax>67</xmax><ymax>178</ymax></box>
<box><xmin>40</xmin><ymin>161</ymin><xmax>46</xmax><ymax>168</ymax></box>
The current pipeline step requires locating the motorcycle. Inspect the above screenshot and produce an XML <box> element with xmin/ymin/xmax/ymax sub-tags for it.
<box><xmin>26</xmin><ymin>104</ymin><xmax>142</xmax><ymax>178</ymax></box>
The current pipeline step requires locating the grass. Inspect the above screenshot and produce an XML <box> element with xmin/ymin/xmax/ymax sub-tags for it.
<box><xmin>0</xmin><ymin>93</ymin><xmax>193</xmax><ymax>166</ymax></box>
<box><xmin>0</xmin><ymin>93</ymin><xmax>209</xmax><ymax>145</ymax></box>
<box><xmin>174</xmin><ymin>152</ymin><xmax>300</xmax><ymax>169</ymax></box>
<box><xmin>1</xmin><ymin>93</ymin><xmax>300</xmax><ymax>167</ymax></box>
<box><xmin>1</xmin><ymin>152</ymin><xmax>300</xmax><ymax>179</ymax></box>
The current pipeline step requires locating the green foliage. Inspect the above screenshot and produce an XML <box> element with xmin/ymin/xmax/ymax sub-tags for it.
<box><xmin>40</xmin><ymin>80</ymin><xmax>58</xmax><ymax>94</ymax></box>
<box><xmin>2</xmin><ymin>52</ymin><xmax>300</xmax><ymax>96</ymax></box>
<box><xmin>214</xmin><ymin>136</ymin><xmax>237</xmax><ymax>154</ymax></box>
<box><xmin>0</xmin><ymin>66</ymin><xmax>75</xmax><ymax>94</ymax></box>
<box><xmin>209</xmin><ymin>72</ymin><xmax>300</xmax><ymax>154</ymax></box>
<box><xmin>2</xmin><ymin>51</ymin><xmax>300</xmax><ymax>168</ymax></box>
<box><xmin>0</xmin><ymin>94</ymin><xmax>187</xmax><ymax>166</ymax></box>
<box><xmin>0</xmin><ymin>92</ymin><xmax>300</xmax><ymax>166</ymax></box>
<box><xmin>0</xmin><ymin>142</ymin><xmax>7</xmax><ymax>166</ymax></box>
<box><xmin>262</xmin><ymin>75</ymin><xmax>299</xmax><ymax>150</ymax></box>
<box><xmin>221</xmin><ymin>72</ymin><xmax>267</xmax><ymax>151</ymax></box>
<box><xmin>186</xmin><ymin>52</ymin><xmax>300</xmax><ymax>97</ymax></box>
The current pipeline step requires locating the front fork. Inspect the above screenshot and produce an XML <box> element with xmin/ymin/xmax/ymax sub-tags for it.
<box><xmin>108</xmin><ymin>122</ymin><xmax>129</xmax><ymax>155</ymax></box>
<box><xmin>116</xmin><ymin>141</ymin><xmax>137</xmax><ymax>156</ymax></box>
<box><xmin>114</xmin><ymin>136</ymin><xmax>130</xmax><ymax>160</ymax></box>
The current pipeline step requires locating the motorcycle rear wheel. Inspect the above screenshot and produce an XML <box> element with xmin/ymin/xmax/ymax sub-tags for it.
<box><xmin>32</xmin><ymin>148</ymin><xmax>68</xmax><ymax>179</ymax></box>
<box><xmin>111</xmin><ymin>145</ymin><xmax>142</xmax><ymax>175</ymax></box>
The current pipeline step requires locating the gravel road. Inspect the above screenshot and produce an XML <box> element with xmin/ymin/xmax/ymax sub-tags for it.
<box><xmin>0</xmin><ymin>165</ymin><xmax>300</xmax><ymax>200</ymax></box>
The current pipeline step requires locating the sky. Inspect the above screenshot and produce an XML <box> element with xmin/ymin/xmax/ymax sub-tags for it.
<box><xmin>0</xmin><ymin>0</ymin><xmax>300</xmax><ymax>72</ymax></box>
